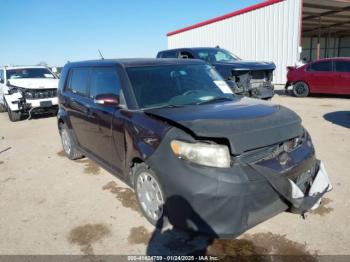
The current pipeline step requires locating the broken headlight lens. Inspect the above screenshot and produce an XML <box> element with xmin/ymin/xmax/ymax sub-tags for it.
<box><xmin>170</xmin><ymin>140</ymin><xmax>230</xmax><ymax>168</ymax></box>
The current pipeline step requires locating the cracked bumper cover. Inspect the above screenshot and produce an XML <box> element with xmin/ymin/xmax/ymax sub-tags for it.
<box><xmin>145</xmin><ymin>128</ymin><xmax>331</xmax><ymax>238</ymax></box>
<box><xmin>5</xmin><ymin>93</ymin><xmax>58</xmax><ymax>112</ymax></box>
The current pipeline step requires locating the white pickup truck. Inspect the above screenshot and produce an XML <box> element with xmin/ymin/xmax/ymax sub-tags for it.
<box><xmin>0</xmin><ymin>66</ymin><xmax>59</xmax><ymax>121</ymax></box>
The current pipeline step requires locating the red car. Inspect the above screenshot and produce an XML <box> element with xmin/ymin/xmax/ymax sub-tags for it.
<box><xmin>286</xmin><ymin>57</ymin><xmax>350</xmax><ymax>97</ymax></box>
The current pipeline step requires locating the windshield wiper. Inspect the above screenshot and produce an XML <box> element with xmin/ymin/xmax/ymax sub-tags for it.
<box><xmin>144</xmin><ymin>104</ymin><xmax>184</xmax><ymax>110</ymax></box>
<box><xmin>196</xmin><ymin>96</ymin><xmax>232</xmax><ymax>105</ymax></box>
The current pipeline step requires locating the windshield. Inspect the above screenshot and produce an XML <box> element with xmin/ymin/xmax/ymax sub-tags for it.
<box><xmin>194</xmin><ymin>49</ymin><xmax>240</xmax><ymax>63</ymax></box>
<box><xmin>126</xmin><ymin>64</ymin><xmax>234</xmax><ymax>109</ymax></box>
<box><xmin>7</xmin><ymin>68</ymin><xmax>55</xmax><ymax>79</ymax></box>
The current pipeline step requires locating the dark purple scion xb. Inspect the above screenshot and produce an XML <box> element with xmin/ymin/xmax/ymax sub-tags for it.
<box><xmin>57</xmin><ymin>59</ymin><xmax>331</xmax><ymax>238</ymax></box>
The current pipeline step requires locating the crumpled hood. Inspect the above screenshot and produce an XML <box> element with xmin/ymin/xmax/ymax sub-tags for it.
<box><xmin>214</xmin><ymin>60</ymin><xmax>276</xmax><ymax>71</ymax></box>
<box><xmin>145</xmin><ymin>97</ymin><xmax>303</xmax><ymax>155</ymax></box>
<box><xmin>8</xmin><ymin>78</ymin><xmax>59</xmax><ymax>90</ymax></box>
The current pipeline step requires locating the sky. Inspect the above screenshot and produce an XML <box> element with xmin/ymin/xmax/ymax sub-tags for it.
<box><xmin>0</xmin><ymin>0</ymin><xmax>261</xmax><ymax>66</ymax></box>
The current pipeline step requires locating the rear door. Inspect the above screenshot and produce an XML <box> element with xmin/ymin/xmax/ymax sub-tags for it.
<box><xmin>306</xmin><ymin>61</ymin><xmax>334</xmax><ymax>93</ymax></box>
<box><xmin>88</xmin><ymin>66</ymin><xmax>125</xmax><ymax>173</ymax></box>
<box><xmin>334</xmin><ymin>60</ymin><xmax>350</xmax><ymax>95</ymax></box>
<box><xmin>64</xmin><ymin>67</ymin><xmax>97</xmax><ymax>151</ymax></box>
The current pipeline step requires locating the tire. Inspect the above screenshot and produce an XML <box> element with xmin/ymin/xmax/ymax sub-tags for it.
<box><xmin>4</xmin><ymin>100</ymin><xmax>22</xmax><ymax>121</ymax></box>
<box><xmin>59</xmin><ymin>123</ymin><xmax>84</xmax><ymax>160</ymax></box>
<box><xmin>8</xmin><ymin>109</ymin><xmax>22</xmax><ymax>122</ymax></box>
<box><xmin>293</xmin><ymin>81</ymin><xmax>310</xmax><ymax>97</ymax></box>
<box><xmin>133</xmin><ymin>163</ymin><xmax>165</xmax><ymax>227</ymax></box>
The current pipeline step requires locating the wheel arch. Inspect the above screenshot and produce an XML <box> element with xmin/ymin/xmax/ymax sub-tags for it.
<box><xmin>57</xmin><ymin>107</ymin><xmax>70</xmax><ymax>130</ymax></box>
<box><xmin>128</xmin><ymin>157</ymin><xmax>146</xmax><ymax>187</ymax></box>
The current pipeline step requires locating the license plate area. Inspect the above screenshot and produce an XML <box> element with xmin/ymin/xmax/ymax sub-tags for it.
<box><xmin>40</xmin><ymin>101</ymin><xmax>53</xmax><ymax>107</ymax></box>
<box><xmin>295</xmin><ymin>164</ymin><xmax>317</xmax><ymax>193</ymax></box>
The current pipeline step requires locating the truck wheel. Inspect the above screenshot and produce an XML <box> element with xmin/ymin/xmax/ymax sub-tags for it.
<box><xmin>0</xmin><ymin>103</ymin><xmax>7</xmax><ymax>113</ymax></box>
<box><xmin>8</xmin><ymin>109</ymin><xmax>22</xmax><ymax>122</ymax></box>
<box><xmin>59</xmin><ymin>123</ymin><xmax>84</xmax><ymax>160</ymax></box>
<box><xmin>133</xmin><ymin>163</ymin><xmax>165</xmax><ymax>227</ymax></box>
<box><xmin>293</xmin><ymin>81</ymin><xmax>310</xmax><ymax>97</ymax></box>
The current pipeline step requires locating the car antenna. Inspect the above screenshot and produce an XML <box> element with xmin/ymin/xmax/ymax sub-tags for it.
<box><xmin>98</xmin><ymin>49</ymin><xmax>105</xmax><ymax>60</ymax></box>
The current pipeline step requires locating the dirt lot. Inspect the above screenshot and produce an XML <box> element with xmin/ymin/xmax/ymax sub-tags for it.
<box><xmin>0</xmin><ymin>93</ymin><xmax>349</xmax><ymax>257</ymax></box>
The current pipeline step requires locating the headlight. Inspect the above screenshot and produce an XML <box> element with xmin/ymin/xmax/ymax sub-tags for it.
<box><xmin>170</xmin><ymin>140</ymin><xmax>231</xmax><ymax>168</ymax></box>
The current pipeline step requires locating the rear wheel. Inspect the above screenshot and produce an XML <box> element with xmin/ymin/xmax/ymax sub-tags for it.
<box><xmin>134</xmin><ymin>164</ymin><xmax>165</xmax><ymax>227</ymax></box>
<box><xmin>59</xmin><ymin>123</ymin><xmax>83</xmax><ymax>160</ymax></box>
<box><xmin>293</xmin><ymin>81</ymin><xmax>310</xmax><ymax>97</ymax></box>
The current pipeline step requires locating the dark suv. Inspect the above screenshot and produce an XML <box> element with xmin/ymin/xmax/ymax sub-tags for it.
<box><xmin>157</xmin><ymin>47</ymin><xmax>276</xmax><ymax>100</ymax></box>
<box><xmin>58</xmin><ymin>59</ymin><xmax>331</xmax><ymax>238</ymax></box>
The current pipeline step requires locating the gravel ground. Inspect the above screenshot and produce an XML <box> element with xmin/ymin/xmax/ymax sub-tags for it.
<box><xmin>0</xmin><ymin>93</ymin><xmax>349</xmax><ymax>257</ymax></box>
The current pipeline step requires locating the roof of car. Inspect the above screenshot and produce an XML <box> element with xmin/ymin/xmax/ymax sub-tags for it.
<box><xmin>66</xmin><ymin>58</ymin><xmax>206</xmax><ymax>68</ymax></box>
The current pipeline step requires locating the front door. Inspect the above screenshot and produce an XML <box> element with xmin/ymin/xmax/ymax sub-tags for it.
<box><xmin>88</xmin><ymin>67</ymin><xmax>125</xmax><ymax>173</ymax></box>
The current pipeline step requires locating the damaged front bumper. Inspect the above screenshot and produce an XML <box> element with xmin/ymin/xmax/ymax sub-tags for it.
<box><xmin>290</xmin><ymin>161</ymin><xmax>332</xmax><ymax>211</ymax></box>
<box><xmin>4</xmin><ymin>91</ymin><xmax>58</xmax><ymax>114</ymax></box>
<box><xmin>250</xmin><ymin>83</ymin><xmax>274</xmax><ymax>100</ymax></box>
<box><xmin>146</xmin><ymin>128</ymin><xmax>331</xmax><ymax>238</ymax></box>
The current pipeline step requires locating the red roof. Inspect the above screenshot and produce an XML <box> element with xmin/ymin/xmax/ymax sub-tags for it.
<box><xmin>167</xmin><ymin>0</ymin><xmax>284</xmax><ymax>36</ymax></box>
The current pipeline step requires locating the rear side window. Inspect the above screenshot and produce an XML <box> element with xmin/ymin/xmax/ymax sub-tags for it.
<box><xmin>159</xmin><ymin>51</ymin><xmax>178</xmax><ymax>58</ymax></box>
<box><xmin>90</xmin><ymin>67</ymin><xmax>121</xmax><ymax>98</ymax></box>
<box><xmin>308</xmin><ymin>61</ymin><xmax>332</xmax><ymax>72</ymax></box>
<box><xmin>335</xmin><ymin>61</ymin><xmax>350</xmax><ymax>72</ymax></box>
<box><xmin>0</xmin><ymin>70</ymin><xmax>3</xmax><ymax>81</ymax></box>
<box><xmin>68</xmin><ymin>68</ymin><xmax>89</xmax><ymax>96</ymax></box>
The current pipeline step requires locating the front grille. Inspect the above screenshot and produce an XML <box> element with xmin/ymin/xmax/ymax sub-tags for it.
<box><xmin>237</xmin><ymin>132</ymin><xmax>306</xmax><ymax>164</ymax></box>
<box><xmin>24</xmin><ymin>89</ymin><xmax>57</xmax><ymax>100</ymax></box>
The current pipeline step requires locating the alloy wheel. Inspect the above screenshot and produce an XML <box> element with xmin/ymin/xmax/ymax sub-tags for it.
<box><xmin>294</xmin><ymin>82</ymin><xmax>309</xmax><ymax>97</ymax></box>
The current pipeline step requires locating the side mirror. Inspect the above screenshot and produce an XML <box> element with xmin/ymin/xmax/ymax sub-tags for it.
<box><xmin>94</xmin><ymin>93</ymin><xmax>120</xmax><ymax>106</ymax></box>
<box><xmin>0</xmin><ymin>78</ymin><xmax>4</xmax><ymax>84</ymax></box>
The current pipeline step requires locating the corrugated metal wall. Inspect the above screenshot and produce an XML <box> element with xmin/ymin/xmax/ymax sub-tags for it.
<box><xmin>167</xmin><ymin>0</ymin><xmax>302</xmax><ymax>84</ymax></box>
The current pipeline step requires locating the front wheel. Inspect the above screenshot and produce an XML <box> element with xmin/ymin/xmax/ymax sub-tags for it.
<box><xmin>8</xmin><ymin>109</ymin><xmax>22</xmax><ymax>122</ymax></box>
<box><xmin>134</xmin><ymin>164</ymin><xmax>165</xmax><ymax>227</ymax></box>
<box><xmin>4</xmin><ymin>100</ymin><xmax>22</xmax><ymax>121</ymax></box>
<box><xmin>293</xmin><ymin>81</ymin><xmax>310</xmax><ymax>97</ymax></box>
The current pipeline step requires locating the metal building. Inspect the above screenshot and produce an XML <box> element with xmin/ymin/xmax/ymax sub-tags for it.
<box><xmin>167</xmin><ymin>0</ymin><xmax>350</xmax><ymax>84</ymax></box>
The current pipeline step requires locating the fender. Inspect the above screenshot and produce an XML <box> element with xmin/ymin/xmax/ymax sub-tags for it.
<box><xmin>4</xmin><ymin>92</ymin><xmax>22</xmax><ymax>111</ymax></box>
